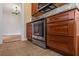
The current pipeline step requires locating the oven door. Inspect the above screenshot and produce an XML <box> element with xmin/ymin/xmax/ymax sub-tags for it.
<box><xmin>32</xmin><ymin>19</ymin><xmax>45</xmax><ymax>37</ymax></box>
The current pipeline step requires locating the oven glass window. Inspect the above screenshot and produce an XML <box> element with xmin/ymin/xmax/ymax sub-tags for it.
<box><xmin>33</xmin><ymin>20</ymin><xmax>44</xmax><ymax>37</ymax></box>
<box><xmin>38</xmin><ymin>21</ymin><xmax>44</xmax><ymax>37</ymax></box>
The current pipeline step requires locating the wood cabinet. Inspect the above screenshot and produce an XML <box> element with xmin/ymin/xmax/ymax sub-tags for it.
<box><xmin>27</xmin><ymin>22</ymin><xmax>32</xmax><ymax>41</ymax></box>
<box><xmin>32</xmin><ymin>3</ymin><xmax>38</xmax><ymax>15</ymax></box>
<box><xmin>32</xmin><ymin>3</ymin><xmax>43</xmax><ymax>17</ymax></box>
<box><xmin>47</xmin><ymin>9</ymin><xmax>79</xmax><ymax>55</ymax></box>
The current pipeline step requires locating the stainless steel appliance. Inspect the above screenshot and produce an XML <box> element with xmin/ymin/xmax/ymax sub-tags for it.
<box><xmin>38</xmin><ymin>3</ymin><xmax>57</xmax><ymax>13</ymax></box>
<box><xmin>32</xmin><ymin>18</ymin><xmax>46</xmax><ymax>48</ymax></box>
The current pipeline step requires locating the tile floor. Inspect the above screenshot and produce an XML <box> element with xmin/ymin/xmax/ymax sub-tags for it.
<box><xmin>0</xmin><ymin>40</ymin><xmax>62</xmax><ymax>56</ymax></box>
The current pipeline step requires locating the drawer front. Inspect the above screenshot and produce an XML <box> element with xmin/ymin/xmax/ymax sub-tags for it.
<box><xmin>47</xmin><ymin>35</ymin><xmax>75</xmax><ymax>55</ymax></box>
<box><xmin>47</xmin><ymin>20</ymin><xmax>74</xmax><ymax>36</ymax></box>
<box><xmin>47</xmin><ymin>10</ymin><xmax>75</xmax><ymax>23</ymax></box>
<box><xmin>47</xmin><ymin>24</ymin><xmax>68</xmax><ymax>36</ymax></box>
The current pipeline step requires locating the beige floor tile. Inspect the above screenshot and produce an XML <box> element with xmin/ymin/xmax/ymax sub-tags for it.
<box><xmin>0</xmin><ymin>36</ymin><xmax>62</xmax><ymax>56</ymax></box>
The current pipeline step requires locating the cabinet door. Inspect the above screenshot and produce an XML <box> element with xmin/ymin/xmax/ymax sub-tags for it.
<box><xmin>27</xmin><ymin>23</ymin><xmax>32</xmax><ymax>41</ymax></box>
<box><xmin>32</xmin><ymin>3</ymin><xmax>43</xmax><ymax>17</ymax></box>
<box><xmin>47</xmin><ymin>35</ymin><xmax>75</xmax><ymax>55</ymax></box>
<box><xmin>32</xmin><ymin>3</ymin><xmax>38</xmax><ymax>15</ymax></box>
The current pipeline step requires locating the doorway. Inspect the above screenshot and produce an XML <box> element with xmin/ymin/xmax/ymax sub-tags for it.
<box><xmin>2</xmin><ymin>3</ymin><xmax>23</xmax><ymax>43</ymax></box>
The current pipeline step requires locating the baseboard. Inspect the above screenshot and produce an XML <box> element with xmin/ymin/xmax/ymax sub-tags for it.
<box><xmin>2</xmin><ymin>34</ymin><xmax>21</xmax><ymax>43</ymax></box>
<box><xmin>21</xmin><ymin>38</ymin><xmax>27</xmax><ymax>41</ymax></box>
<box><xmin>2</xmin><ymin>33</ymin><xmax>21</xmax><ymax>36</ymax></box>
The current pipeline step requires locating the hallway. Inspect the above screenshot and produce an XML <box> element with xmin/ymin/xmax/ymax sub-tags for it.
<box><xmin>0</xmin><ymin>40</ymin><xmax>62</xmax><ymax>56</ymax></box>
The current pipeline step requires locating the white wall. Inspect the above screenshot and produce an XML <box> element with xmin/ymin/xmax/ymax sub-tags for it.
<box><xmin>20</xmin><ymin>3</ymin><xmax>26</xmax><ymax>41</ymax></box>
<box><xmin>24</xmin><ymin>3</ymin><xmax>32</xmax><ymax>23</ymax></box>
<box><xmin>24</xmin><ymin>3</ymin><xmax>32</xmax><ymax>40</ymax></box>
<box><xmin>2</xmin><ymin>3</ymin><xmax>21</xmax><ymax>35</ymax></box>
<box><xmin>0</xmin><ymin>4</ymin><xmax>3</xmax><ymax>44</ymax></box>
<box><xmin>0</xmin><ymin>3</ymin><xmax>25</xmax><ymax>43</ymax></box>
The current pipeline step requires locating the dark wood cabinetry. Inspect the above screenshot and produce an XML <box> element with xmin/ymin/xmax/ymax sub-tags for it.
<box><xmin>47</xmin><ymin>9</ymin><xmax>79</xmax><ymax>55</ymax></box>
<box><xmin>32</xmin><ymin>3</ymin><xmax>38</xmax><ymax>15</ymax></box>
<box><xmin>27</xmin><ymin>22</ymin><xmax>32</xmax><ymax>41</ymax></box>
<box><xmin>32</xmin><ymin>3</ymin><xmax>79</xmax><ymax>55</ymax></box>
<box><xmin>32</xmin><ymin>3</ymin><xmax>43</xmax><ymax>17</ymax></box>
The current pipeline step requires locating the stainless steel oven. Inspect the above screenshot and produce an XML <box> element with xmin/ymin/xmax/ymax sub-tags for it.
<box><xmin>32</xmin><ymin>18</ymin><xmax>46</xmax><ymax>48</ymax></box>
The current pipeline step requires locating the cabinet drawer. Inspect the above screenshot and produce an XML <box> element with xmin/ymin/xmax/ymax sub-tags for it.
<box><xmin>47</xmin><ymin>24</ymin><xmax>68</xmax><ymax>36</ymax></box>
<box><xmin>47</xmin><ymin>20</ymin><xmax>74</xmax><ymax>36</ymax></box>
<box><xmin>47</xmin><ymin>10</ymin><xmax>75</xmax><ymax>23</ymax></box>
<box><xmin>47</xmin><ymin>35</ymin><xmax>75</xmax><ymax>55</ymax></box>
